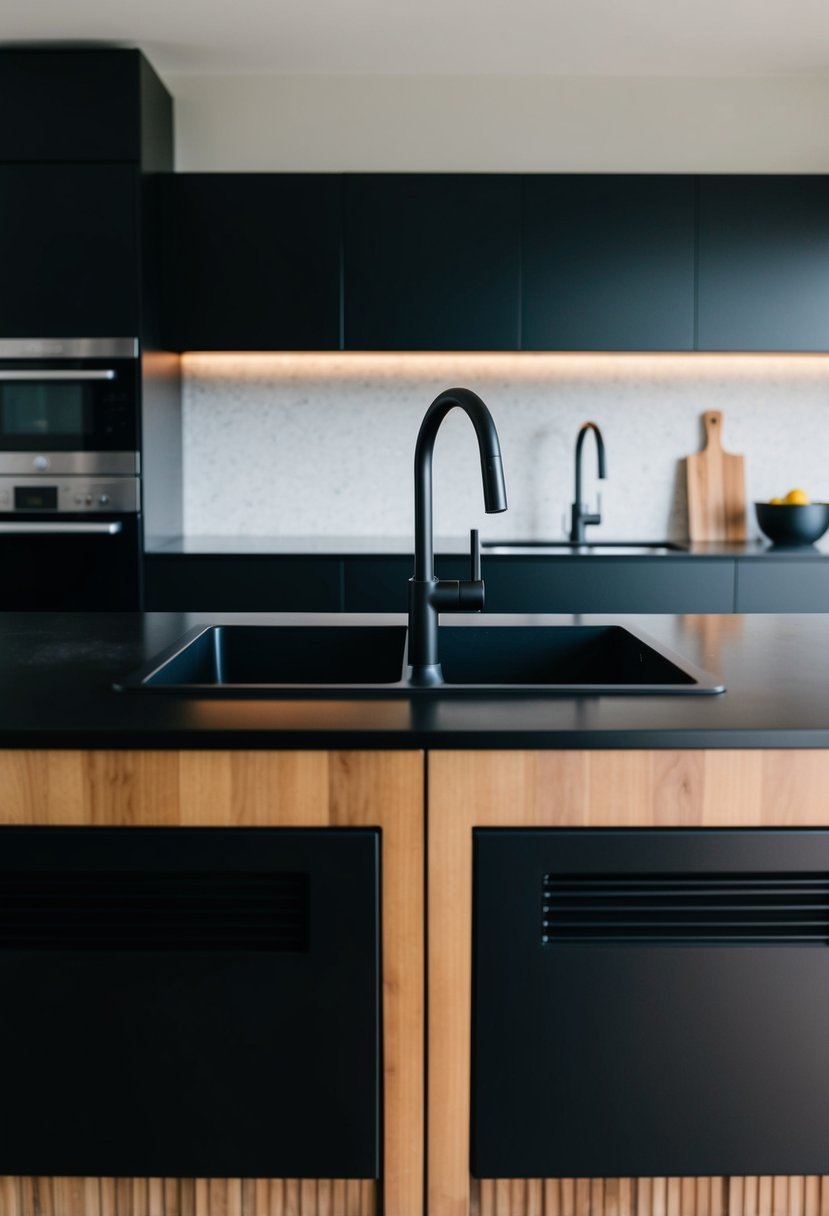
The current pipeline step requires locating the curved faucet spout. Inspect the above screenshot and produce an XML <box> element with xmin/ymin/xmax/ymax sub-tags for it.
<box><xmin>409</xmin><ymin>387</ymin><xmax>508</xmax><ymax>685</ymax></box>
<box><xmin>414</xmin><ymin>387</ymin><xmax>507</xmax><ymax>582</ymax></box>
<box><xmin>571</xmin><ymin>421</ymin><xmax>607</xmax><ymax>544</ymax></box>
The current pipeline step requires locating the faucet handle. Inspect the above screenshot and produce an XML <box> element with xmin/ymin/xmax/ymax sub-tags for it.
<box><xmin>470</xmin><ymin>528</ymin><xmax>481</xmax><ymax>581</ymax></box>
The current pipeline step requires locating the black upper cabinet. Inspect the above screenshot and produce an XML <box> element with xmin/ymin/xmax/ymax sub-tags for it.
<box><xmin>0</xmin><ymin>164</ymin><xmax>139</xmax><ymax>337</ymax></box>
<box><xmin>522</xmin><ymin>176</ymin><xmax>696</xmax><ymax>351</ymax></box>
<box><xmin>0</xmin><ymin>49</ymin><xmax>171</xmax><ymax>341</ymax></box>
<box><xmin>344</xmin><ymin>175</ymin><xmax>521</xmax><ymax>350</ymax></box>
<box><xmin>0</xmin><ymin>49</ymin><xmax>171</xmax><ymax>167</ymax></box>
<box><xmin>163</xmin><ymin>175</ymin><xmax>342</xmax><ymax>351</ymax></box>
<box><xmin>697</xmin><ymin>176</ymin><xmax>829</xmax><ymax>351</ymax></box>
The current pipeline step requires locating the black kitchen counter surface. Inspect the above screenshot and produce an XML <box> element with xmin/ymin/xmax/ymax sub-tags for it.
<box><xmin>2</xmin><ymin>611</ymin><xmax>829</xmax><ymax>750</ymax></box>
<box><xmin>146</xmin><ymin>535</ymin><xmax>829</xmax><ymax>560</ymax></box>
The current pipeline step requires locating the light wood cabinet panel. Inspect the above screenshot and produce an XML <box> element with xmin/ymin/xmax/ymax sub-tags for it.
<box><xmin>429</xmin><ymin>749</ymin><xmax>829</xmax><ymax>1216</ymax></box>
<box><xmin>0</xmin><ymin>750</ymin><xmax>423</xmax><ymax>1216</ymax></box>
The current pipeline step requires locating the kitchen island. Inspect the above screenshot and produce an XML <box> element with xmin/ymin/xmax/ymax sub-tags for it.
<box><xmin>2</xmin><ymin>610</ymin><xmax>829</xmax><ymax>1216</ymax></box>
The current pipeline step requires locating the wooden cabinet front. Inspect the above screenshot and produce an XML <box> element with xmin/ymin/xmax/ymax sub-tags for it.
<box><xmin>428</xmin><ymin>750</ymin><xmax>829</xmax><ymax>1216</ymax></box>
<box><xmin>0</xmin><ymin>750</ymin><xmax>424</xmax><ymax>1216</ymax></box>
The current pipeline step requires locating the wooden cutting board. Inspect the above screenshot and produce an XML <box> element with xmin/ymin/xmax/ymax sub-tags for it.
<box><xmin>686</xmin><ymin>410</ymin><xmax>746</xmax><ymax>541</ymax></box>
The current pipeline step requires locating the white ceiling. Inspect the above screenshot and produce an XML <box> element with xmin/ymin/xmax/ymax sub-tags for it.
<box><xmin>3</xmin><ymin>0</ymin><xmax>829</xmax><ymax>78</ymax></box>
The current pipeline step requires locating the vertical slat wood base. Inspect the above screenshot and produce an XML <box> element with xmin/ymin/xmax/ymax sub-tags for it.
<box><xmin>468</xmin><ymin>1175</ymin><xmax>829</xmax><ymax>1215</ymax></box>
<box><xmin>0</xmin><ymin>1177</ymin><xmax>377</xmax><ymax>1216</ymax></box>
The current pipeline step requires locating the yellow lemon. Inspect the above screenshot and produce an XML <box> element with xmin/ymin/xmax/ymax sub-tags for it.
<box><xmin>783</xmin><ymin>488</ymin><xmax>810</xmax><ymax>505</ymax></box>
<box><xmin>769</xmin><ymin>497</ymin><xmax>783</xmax><ymax>504</ymax></box>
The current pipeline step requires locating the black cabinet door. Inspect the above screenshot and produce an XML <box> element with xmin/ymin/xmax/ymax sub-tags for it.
<box><xmin>0</xmin><ymin>826</ymin><xmax>379</xmax><ymax>1179</ymax></box>
<box><xmin>698</xmin><ymin>176</ymin><xmax>829</xmax><ymax>351</ymax></box>
<box><xmin>522</xmin><ymin>175</ymin><xmax>696</xmax><ymax>351</ymax></box>
<box><xmin>144</xmin><ymin>555</ymin><xmax>343</xmax><ymax>611</ymax></box>
<box><xmin>0</xmin><ymin>49</ymin><xmax>141</xmax><ymax>162</ymax></box>
<box><xmin>474</xmin><ymin>829</ymin><xmax>829</xmax><ymax>1178</ymax></box>
<box><xmin>481</xmin><ymin>557</ymin><xmax>735</xmax><ymax>613</ymax></box>
<box><xmin>734</xmin><ymin>558</ymin><xmax>829</xmax><ymax>611</ymax></box>
<box><xmin>344</xmin><ymin>175</ymin><xmax>521</xmax><ymax>350</ymax></box>
<box><xmin>0</xmin><ymin>164</ymin><xmax>139</xmax><ymax>337</ymax></box>
<box><xmin>163</xmin><ymin>174</ymin><xmax>342</xmax><ymax>351</ymax></box>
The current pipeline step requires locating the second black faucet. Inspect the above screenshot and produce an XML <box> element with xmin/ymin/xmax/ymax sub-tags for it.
<box><xmin>569</xmin><ymin>421</ymin><xmax>607</xmax><ymax>544</ymax></box>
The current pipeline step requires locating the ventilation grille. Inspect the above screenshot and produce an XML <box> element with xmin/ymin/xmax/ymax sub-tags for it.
<box><xmin>542</xmin><ymin>872</ymin><xmax>829</xmax><ymax>945</ymax></box>
<box><xmin>0</xmin><ymin>871</ymin><xmax>310</xmax><ymax>951</ymax></box>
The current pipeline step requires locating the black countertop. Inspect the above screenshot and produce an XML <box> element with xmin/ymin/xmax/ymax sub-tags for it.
<box><xmin>146</xmin><ymin>535</ymin><xmax>829</xmax><ymax>560</ymax></box>
<box><xmin>2</xmin><ymin>611</ymin><xmax>829</xmax><ymax>750</ymax></box>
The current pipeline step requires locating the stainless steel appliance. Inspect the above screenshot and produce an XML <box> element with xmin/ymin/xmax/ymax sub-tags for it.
<box><xmin>0</xmin><ymin>338</ymin><xmax>142</xmax><ymax>609</ymax></box>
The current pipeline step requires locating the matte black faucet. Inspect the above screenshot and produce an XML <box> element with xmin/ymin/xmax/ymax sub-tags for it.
<box><xmin>569</xmin><ymin>421</ymin><xmax>607</xmax><ymax>544</ymax></box>
<box><xmin>408</xmin><ymin>387</ymin><xmax>508</xmax><ymax>687</ymax></box>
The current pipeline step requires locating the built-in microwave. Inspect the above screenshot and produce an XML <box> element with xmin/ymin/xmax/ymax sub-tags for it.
<box><xmin>0</xmin><ymin>337</ymin><xmax>139</xmax><ymax>469</ymax></box>
<box><xmin>0</xmin><ymin>337</ymin><xmax>143</xmax><ymax>609</ymax></box>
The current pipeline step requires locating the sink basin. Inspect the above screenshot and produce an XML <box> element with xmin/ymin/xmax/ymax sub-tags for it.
<box><xmin>120</xmin><ymin>625</ymin><xmax>408</xmax><ymax>688</ymax></box>
<box><xmin>116</xmin><ymin>623</ymin><xmax>723</xmax><ymax>696</ymax></box>
<box><xmin>482</xmin><ymin>540</ymin><xmax>688</xmax><ymax>556</ymax></box>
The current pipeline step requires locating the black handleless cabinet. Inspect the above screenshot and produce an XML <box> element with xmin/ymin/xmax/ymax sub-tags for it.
<box><xmin>473</xmin><ymin>828</ymin><xmax>829</xmax><ymax>1179</ymax></box>
<box><xmin>344</xmin><ymin>174</ymin><xmax>521</xmax><ymax>350</ymax></box>
<box><xmin>522</xmin><ymin>175</ymin><xmax>696</xmax><ymax>351</ymax></box>
<box><xmin>162</xmin><ymin>174</ymin><xmax>342</xmax><ymax>351</ymax></box>
<box><xmin>0</xmin><ymin>50</ymin><xmax>171</xmax><ymax>342</ymax></box>
<box><xmin>0</xmin><ymin>164</ymin><xmax>139</xmax><ymax>338</ymax></box>
<box><xmin>0</xmin><ymin>826</ymin><xmax>380</xmax><ymax>1180</ymax></box>
<box><xmin>0</xmin><ymin>49</ymin><xmax>172</xmax><ymax>168</ymax></box>
<box><xmin>698</xmin><ymin>176</ymin><xmax>829</xmax><ymax>351</ymax></box>
<box><xmin>0</xmin><ymin>49</ymin><xmax>137</xmax><ymax>163</ymax></box>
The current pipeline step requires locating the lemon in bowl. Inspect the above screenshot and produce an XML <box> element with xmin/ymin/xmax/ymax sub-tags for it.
<box><xmin>756</xmin><ymin>490</ymin><xmax>829</xmax><ymax>546</ymax></box>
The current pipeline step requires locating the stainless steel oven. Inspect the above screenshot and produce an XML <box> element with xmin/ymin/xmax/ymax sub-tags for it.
<box><xmin>0</xmin><ymin>338</ymin><xmax>142</xmax><ymax>609</ymax></box>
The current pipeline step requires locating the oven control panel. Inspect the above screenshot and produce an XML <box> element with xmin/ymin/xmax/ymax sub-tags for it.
<box><xmin>0</xmin><ymin>476</ymin><xmax>140</xmax><ymax>514</ymax></box>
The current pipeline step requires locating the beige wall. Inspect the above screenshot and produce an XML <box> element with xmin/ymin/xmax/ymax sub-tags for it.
<box><xmin>167</xmin><ymin>74</ymin><xmax>829</xmax><ymax>173</ymax></box>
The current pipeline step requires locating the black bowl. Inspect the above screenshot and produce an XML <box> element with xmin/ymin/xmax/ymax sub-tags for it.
<box><xmin>755</xmin><ymin>501</ymin><xmax>829</xmax><ymax>546</ymax></box>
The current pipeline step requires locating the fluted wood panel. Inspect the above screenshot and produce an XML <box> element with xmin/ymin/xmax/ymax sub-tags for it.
<box><xmin>0</xmin><ymin>750</ymin><xmax>423</xmax><ymax>1216</ymax></box>
<box><xmin>430</xmin><ymin>749</ymin><xmax>829</xmax><ymax>1216</ymax></box>
<box><xmin>0</xmin><ymin>1176</ymin><xmax>376</xmax><ymax>1215</ymax></box>
<box><xmin>470</xmin><ymin>1176</ymin><xmax>829</xmax><ymax>1215</ymax></box>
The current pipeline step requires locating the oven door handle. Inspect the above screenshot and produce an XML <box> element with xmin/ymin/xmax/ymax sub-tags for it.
<box><xmin>0</xmin><ymin>521</ymin><xmax>123</xmax><ymax>535</ymax></box>
<box><xmin>0</xmin><ymin>370</ymin><xmax>117</xmax><ymax>381</ymax></box>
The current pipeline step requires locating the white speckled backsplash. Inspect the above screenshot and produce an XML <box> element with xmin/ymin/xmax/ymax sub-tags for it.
<box><xmin>181</xmin><ymin>353</ymin><xmax>829</xmax><ymax>542</ymax></box>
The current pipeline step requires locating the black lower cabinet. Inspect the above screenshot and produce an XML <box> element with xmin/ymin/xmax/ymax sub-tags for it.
<box><xmin>473</xmin><ymin>828</ymin><xmax>829</xmax><ymax>1179</ymax></box>
<box><xmin>735</xmin><ymin>559</ymin><xmax>829</xmax><ymax>612</ymax></box>
<box><xmin>481</xmin><ymin>558</ymin><xmax>734</xmax><ymax>614</ymax></box>
<box><xmin>0</xmin><ymin>827</ymin><xmax>380</xmax><ymax>1179</ymax></box>
<box><xmin>144</xmin><ymin>555</ymin><xmax>343</xmax><ymax>611</ymax></box>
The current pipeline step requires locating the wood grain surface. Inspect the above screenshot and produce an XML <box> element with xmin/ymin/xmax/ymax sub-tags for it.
<box><xmin>0</xmin><ymin>749</ymin><xmax>424</xmax><ymax>1216</ymax></box>
<box><xmin>686</xmin><ymin>410</ymin><xmax>746</xmax><ymax>541</ymax></box>
<box><xmin>470</xmin><ymin>1175</ymin><xmax>829</xmax><ymax>1215</ymax></box>
<box><xmin>0</xmin><ymin>1176</ymin><xmax>377</xmax><ymax>1215</ymax></box>
<box><xmin>429</xmin><ymin>748</ymin><xmax>829</xmax><ymax>1216</ymax></box>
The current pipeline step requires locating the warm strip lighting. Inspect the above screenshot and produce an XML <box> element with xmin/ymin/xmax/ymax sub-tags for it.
<box><xmin>181</xmin><ymin>350</ymin><xmax>829</xmax><ymax>384</ymax></box>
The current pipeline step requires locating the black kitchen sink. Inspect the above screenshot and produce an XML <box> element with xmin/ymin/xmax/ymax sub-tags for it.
<box><xmin>116</xmin><ymin>623</ymin><xmax>723</xmax><ymax>696</ymax></box>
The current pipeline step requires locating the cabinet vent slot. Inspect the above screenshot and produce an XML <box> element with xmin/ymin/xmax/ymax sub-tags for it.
<box><xmin>542</xmin><ymin>872</ymin><xmax>829</xmax><ymax>944</ymax></box>
<box><xmin>0</xmin><ymin>870</ymin><xmax>310</xmax><ymax>951</ymax></box>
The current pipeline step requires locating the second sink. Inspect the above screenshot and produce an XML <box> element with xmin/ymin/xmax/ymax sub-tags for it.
<box><xmin>482</xmin><ymin>540</ymin><xmax>688</xmax><ymax>555</ymax></box>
